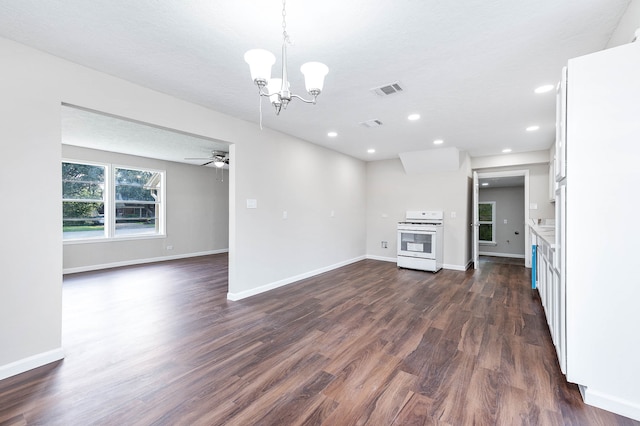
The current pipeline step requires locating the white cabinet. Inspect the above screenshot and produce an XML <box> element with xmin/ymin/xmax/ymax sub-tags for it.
<box><xmin>555</xmin><ymin>67</ymin><xmax>567</xmax><ymax>181</ymax></box>
<box><xmin>531</xmin><ymin>227</ymin><xmax>563</xmax><ymax>370</ymax></box>
<box><xmin>553</xmin><ymin>65</ymin><xmax>568</xmax><ymax>376</ymax></box>
<box><xmin>548</xmin><ymin>161</ymin><xmax>555</xmax><ymax>203</ymax></box>
<box><xmin>554</xmin><ymin>184</ymin><xmax>566</xmax><ymax>374</ymax></box>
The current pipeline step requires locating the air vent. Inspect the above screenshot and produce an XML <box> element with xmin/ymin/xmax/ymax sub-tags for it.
<box><xmin>359</xmin><ymin>119</ymin><xmax>383</xmax><ymax>128</ymax></box>
<box><xmin>371</xmin><ymin>81</ymin><xmax>404</xmax><ymax>96</ymax></box>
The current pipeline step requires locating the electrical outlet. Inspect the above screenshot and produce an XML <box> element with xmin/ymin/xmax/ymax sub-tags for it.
<box><xmin>381</xmin><ymin>241</ymin><xmax>388</xmax><ymax>249</ymax></box>
<box><xmin>166</xmin><ymin>245</ymin><xmax>173</xmax><ymax>250</ymax></box>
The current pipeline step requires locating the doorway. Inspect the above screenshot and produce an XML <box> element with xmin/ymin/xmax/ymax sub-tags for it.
<box><xmin>472</xmin><ymin>170</ymin><xmax>530</xmax><ymax>269</ymax></box>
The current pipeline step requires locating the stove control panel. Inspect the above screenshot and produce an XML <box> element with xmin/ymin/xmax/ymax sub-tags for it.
<box><xmin>405</xmin><ymin>210</ymin><xmax>444</xmax><ymax>221</ymax></box>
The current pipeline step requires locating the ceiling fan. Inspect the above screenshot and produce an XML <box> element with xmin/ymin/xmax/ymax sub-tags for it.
<box><xmin>185</xmin><ymin>151</ymin><xmax>229</xmax><ymax>168</ymax></box>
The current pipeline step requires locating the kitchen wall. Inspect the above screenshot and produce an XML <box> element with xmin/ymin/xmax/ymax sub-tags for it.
<box><xmin>365</xmin><ymin>155</ymin><xmax>473</xmax><ymax>270</ymax></box>
<box><xmin>0</xmin><ymin>36</ymin><xmax>366</xmax><ymax>378</ymax></box>
<box><xmin>62</xmin><ymin>145</ymin><xmax>229</xmax><ymax>272</ymax></box>
<box><xmin>478</xmin><ymin>186</ymin><xmax>526</xmax><ymax>257</ymax></box>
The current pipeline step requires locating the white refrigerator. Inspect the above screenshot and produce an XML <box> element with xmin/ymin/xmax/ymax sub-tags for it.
<box><xmin>562</xmin><ymin>40</ymin><xmax>640</xmax><ymax>420</ymax></box>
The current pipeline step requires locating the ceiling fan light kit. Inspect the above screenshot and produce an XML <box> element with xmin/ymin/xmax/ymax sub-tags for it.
<box><xmin>185</xmin><ymin>151</ymin><xmax>229</xmax><ymax>168</ymax></box>
<box><xmin>244</xmin><ymin>0</ymin><xmax>328</xmax><ymax>124</ymax></box>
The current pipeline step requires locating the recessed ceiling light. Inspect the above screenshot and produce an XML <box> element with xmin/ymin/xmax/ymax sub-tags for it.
<box><xmin>481</xmin><ymin>182</ymin><xmax>489</xmax><ymax>186</ymax></box>
<box><xmin>433</xmin><ymin>139</ymin><xmax>444</xmax><ymax>145</ymax></box>
<box><xmin>534</xmin><ymin>84</ymin><xmax>555</xmax><ymax>94</ymax></box>
<box><xmin>526</xmin><ymin>125</ymin><xmax>540</xmax><ymax>132</ymax></box>
<box><xmin>367</xmin><ymin>148</ymin><xmax>375</xmax><ymax>154</ymax></box>
<box><xmin>327</xmin><ymin>131</ymin><xmax>337</xmax><ymax>137</ymax></box>
<box><xmin>408</xmin><ymin>113</ymin><xmax>420</xmax><ymax>121</ymax></box>
<box><xmin>502</xmin><ymin>148</ymin><xmax>512</xmax><ymax>153</ymax></box>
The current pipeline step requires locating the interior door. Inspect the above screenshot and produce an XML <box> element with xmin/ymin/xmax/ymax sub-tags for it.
<box><xmin>472</xmin><ymin>171</ymin><xmax>479</xmax><ymax>269</ymax></box>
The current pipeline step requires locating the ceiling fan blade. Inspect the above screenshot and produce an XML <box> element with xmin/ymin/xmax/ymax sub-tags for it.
<box><xmin>185</xmin><ymin>151</ymin><xmax>229</xmax><ymax>165</ymax></box>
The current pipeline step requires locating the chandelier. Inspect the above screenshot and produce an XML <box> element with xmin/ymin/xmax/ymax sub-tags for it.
<box><xmin>244</xmin><ymin>0</ymin><xmax>329</xmax><ymax>121</ymax></box>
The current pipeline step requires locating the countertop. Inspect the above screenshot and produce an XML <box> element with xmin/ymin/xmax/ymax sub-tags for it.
<box><xmin>528</xmin><ymin>220</ymin><xmax>556</xmax><ymax>247</ymax></box>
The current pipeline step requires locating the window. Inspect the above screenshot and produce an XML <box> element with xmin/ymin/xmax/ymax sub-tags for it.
<box><xmin>114</xmin><ymin>167</ymin><xmax>161</xmax><ymax>237</ymax></box>
<box><xmin>62</xmin><ymin>162</ymin><xmax>106</xmax><ymax>240</ymax></box>
<box><xmin>478</xmin><ymin>201</ymin><xmax>496</xmax><ymax>244</ymax></box>
<box><xmin>62</xmin><ymin>161</ymin><xmax>164</xmax><ymax>241</ymax></box>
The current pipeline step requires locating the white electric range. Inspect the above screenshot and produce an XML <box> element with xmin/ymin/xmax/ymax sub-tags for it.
<box><xmin>397</xmin><ymin>210</ymin><xmax>444</xmax><ymax>272</ymax></box>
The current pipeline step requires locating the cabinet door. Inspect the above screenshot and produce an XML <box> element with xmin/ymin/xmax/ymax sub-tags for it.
<box><xmin>548</xmin><ymin>261</ymin><xmax>556</xmax><ymax>345</ymax></box>
<box><xmin>549</xmin><ymin>162</ymin><xmax>556</xmax><ymax>202</ymax></box>
<box><xmin>555</xmin><ymin>67</ymin><xmax>567</xmax><ymax>181</ymax></box>
<box><xmin>553</xmin><ymin>266</ymin><xmax>566</xmax><ymax>374</ymax></box>
<box><xmin>538</xmin><ymin>246</ymin><xmax>549</xmax><ymax>318</ymax></box>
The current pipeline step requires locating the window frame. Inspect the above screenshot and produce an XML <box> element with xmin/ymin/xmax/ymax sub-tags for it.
<box><xmin>478</xmin><ymin>201</ymin><xmax>496</xmax><ymax>245</ymax></box>
<box><xmin>112</xmin><ymin>164</ymin><xmax>166</xmax><ymax>239</ymax></box>
<box><xmin>63</xmin><ymin>159</ymin><xmax>166</xmax><ymax>244</ymax></box>
<box><xmin>62</xmin><ymin>159</ymin><xmax>108</xmax><ymax>241</ymax></box>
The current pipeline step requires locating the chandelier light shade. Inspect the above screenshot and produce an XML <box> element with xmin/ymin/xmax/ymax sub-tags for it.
<box><xmin>244</xmin><ymin>0</ymin><xmax>328</xmax><ymax>123</ymax></box>
<box><xmin>300</xmin><ymin>62</ymin><xmax>329</xmax><ymax>95</ymax></box>
<box><xmin>244</xmin><ymin>49</ymin><xmax>276</xmax><ymax>86</ymax></box>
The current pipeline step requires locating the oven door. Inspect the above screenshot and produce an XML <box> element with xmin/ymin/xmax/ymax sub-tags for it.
<box><xmin>397</xmin><ymin>228</ymin><xmax>436</xmax><ymax>259</ymax></box>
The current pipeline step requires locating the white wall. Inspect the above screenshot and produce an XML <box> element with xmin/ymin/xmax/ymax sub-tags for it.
<box><xmin>479</xmin><ymin>186</ymin><xmax>525</xmax><ymax>257</ymax></box>
<box><xmin>471</xmin><ymin>150</ymin><xmax>549</xmax><ymax>169</ymax></box>
<box><xmin>62</xmin><ymin>145</ymin><xmax>229</xmax><ymax>272</ymax></box>
<box><xmin>0</xmin><ymin>36</ymin><xmax>366</xmax><ymax>378</ymax></box>
<box><xmin>0</xmin><ymin>39</ymin><xmax>63</xmax><ymax>375</ymax></box>
<box><xmin>365</xmin><ymin>155</ymin><xmax>472</xmax><ymax>270</ymax></box>
<box><xmin>229</xmin><ymin>128</ymin><xmax>366</xmax><ymax>298</ymax></box>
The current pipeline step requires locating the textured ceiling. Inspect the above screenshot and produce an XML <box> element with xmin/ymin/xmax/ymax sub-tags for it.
<box><xmin>0</xmin><ymin>0</ymin><xmax>631</xmax><ymax>162</ymax></box>
<box><xmin>61</xmin><ymin>105</ymin><xmax>230</xmax><ymax>166</ymax></box>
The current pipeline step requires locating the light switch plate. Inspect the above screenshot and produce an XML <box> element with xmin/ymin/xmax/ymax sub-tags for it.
<box><xmin>246</xmin><ymin>199</ymin><xmax>257</xmax><ymax>209</ymax></box>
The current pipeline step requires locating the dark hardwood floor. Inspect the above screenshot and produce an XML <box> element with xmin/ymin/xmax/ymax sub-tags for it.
<box><xmin>479</xmin><ymin>255</ymin><xmax>526</xmax><ymax>266</ymax></box>
<box><xmin>1</xmin><ymin>254</ymin><xmax>637</xmax><ymax>425</ymax></box>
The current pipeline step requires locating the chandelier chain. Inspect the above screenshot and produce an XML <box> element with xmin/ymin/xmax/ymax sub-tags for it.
<box><xmin>281</xmin><ymin>0</ymin><xmax>289</xmax><ymax>42</ymax></box>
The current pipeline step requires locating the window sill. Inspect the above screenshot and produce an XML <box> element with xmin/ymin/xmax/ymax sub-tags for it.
<box><xmin>479</xmin><ymin>241</ymin><xmax>498</xmax><ymax>246</ymax></box>
<box><xmin>63</xmin><ymin>234</ymin><xmax>166</xmax><ymax>245</ymax></box>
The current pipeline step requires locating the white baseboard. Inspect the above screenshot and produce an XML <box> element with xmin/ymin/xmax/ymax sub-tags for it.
<box><xmin>63</xmin><ymin>249</ymin><xmax>229</xmax><ymax>274</ymax></box>
<box><xmin>0</xmin><ymin>348</ymin><xmax>65</xmax><ymax>381</ymax></box>
<box><xmin>444</xmin><ymin>260</ymin><xmax>473</xmax><ymax>271</ymax></box>
<box><xmin>478</xmin><ymin>251</ymin><xmax>525</xmax><ymax>259</ymax></box>
<box><xmin>365</xmin><ymin>254</ymin><xmax>397</xmax><ymax>263</ymax></box>
<box><xmin>227</xmin><ymin>256</ymin><xmax>366</xmax><ymax>301</ymax></box>
<box><xmin>582</xmin><ymin>386</ymin><xmax>640</xmax><ymax>421</ymax></box>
